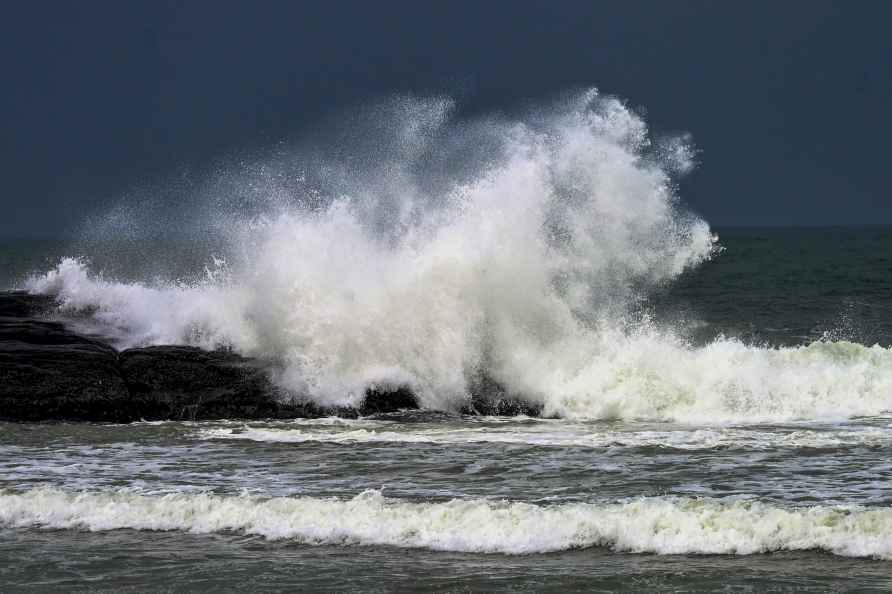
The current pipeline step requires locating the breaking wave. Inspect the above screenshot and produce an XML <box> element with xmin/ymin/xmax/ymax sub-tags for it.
<box><xmin>4</xmin><ymin>487</ymin><xmax>892</xmax><ymax>558</ymax></box>
<box><xmin>22</xmin><ymin>90</ymin><xmax>892</xmax><ymax>423</ymax></box>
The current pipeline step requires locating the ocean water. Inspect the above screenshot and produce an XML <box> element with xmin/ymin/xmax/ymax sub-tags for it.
<box><xmin>3</xmin><ymin>93</ymin><xmax>892</xmax><ymax>591</ymax></box>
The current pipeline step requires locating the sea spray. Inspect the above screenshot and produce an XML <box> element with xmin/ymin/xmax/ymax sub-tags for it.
<box><xmin>26</xmin><ymin>90</ymin><xmax>892</xmax><ymax>423</ymax></box>
<box><xmin>25</xmin><ymin>91</ymin><xmax>716</xmax><ymax>410</ymax></box>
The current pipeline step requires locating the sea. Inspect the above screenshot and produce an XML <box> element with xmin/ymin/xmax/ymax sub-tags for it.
<box><xmin>2</xmin><ymin>93</ymin><xmax>892</xmax><ymax>592</ymax></box>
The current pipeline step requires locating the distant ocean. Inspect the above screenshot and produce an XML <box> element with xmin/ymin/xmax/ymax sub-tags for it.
<box><xmin>3</xmin><ymin>92</ymin><xmax>892</xmax><ymax>592</ymax></box>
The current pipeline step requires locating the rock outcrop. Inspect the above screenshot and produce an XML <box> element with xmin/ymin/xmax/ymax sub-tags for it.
<box><xmin>0</xmin><ymin>292</ymin><xmax>422</xmax><ymax>422</ymax></box>
<box><xmin>0</xmin><ymin>291</ymin><xmax>56</xmax><ymax>317</ymax></box>
<box><xmin>462</xmin><ymin>373</ymin><xmax>543</xmax><ymax>416</ymax></box>
<box><xmin>360</xmin><ymin>385</ymin><xmax>419</xmax><ymax>415</ymax></box>
<box><xmin>118</xmin><ymin>346</ymin><xmax>298</xmax><ymax>421</ymax></box>
<box><xmin>0</xmin><ymin>316</ymin><xmax>132</xmax><ymax>422</ymax></box>
<box><xmin>0</xmin><ymin>291</ymin><xmax>540</xmax><ymax>422</ymax></box>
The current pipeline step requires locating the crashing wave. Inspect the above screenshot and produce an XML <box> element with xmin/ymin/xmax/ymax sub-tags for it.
<box><xmin>23</xmin><ymin>91</ymin><xmax>891</xmax><ymax>423</ymax></box>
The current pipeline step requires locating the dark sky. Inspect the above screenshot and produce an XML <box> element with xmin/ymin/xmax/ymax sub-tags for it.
<box><xmin>2</xmin><ymin>0</ymin><xmax>891</xmax><ymax>237</ymax></box>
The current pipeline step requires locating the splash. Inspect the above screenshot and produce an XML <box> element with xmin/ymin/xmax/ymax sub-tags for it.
<box><xmin>27</xmin><ymin>90</ymin><xmax>890</xmax><ymax>423</ymax></box>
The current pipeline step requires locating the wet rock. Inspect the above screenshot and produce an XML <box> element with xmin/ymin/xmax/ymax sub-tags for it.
<box><xmin>0</xmin><ymin>317</ymin><xmax>132</xmax><ymax>422</ymax></box>
<box><xmin>0</xmin><ymin>292</ymin><xmax>57</xmax><ymax>318</ymax></box>
<box><xmin>0</xmin><ymin>290</ymin><xmax>539</xmax><ymax>422</ymax></box>
<box><xmin>360</xmin><ymin>385</ymin><xmax>419</xmax><ymax>415</ymax></box>
<box><xmin>462</xmin><ymin>373</ymin><xmax>543</xmax><ymax>417</ymax></box>
<box><xmin>462</xmin><ymin>396</ymin><xmax>543</xmax><ymax>417</ymax></box>
<box><xmin>118</xmin><ymin>346</ymin><xmax>299</xmax><ymax>421</ymax></box>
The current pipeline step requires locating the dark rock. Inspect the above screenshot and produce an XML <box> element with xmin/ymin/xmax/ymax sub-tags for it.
<box><xmin>360</xmin><ymin>385</ymin><xmax>419</xmax><ymax>415</ymax></box>
<box><xmin>0</xmin><ymin>292</ymin><xmax>57</xmax><ymax>318</ymax></box>
<box><xmin>461</xmin><ymin>372</ymin><xmax>543</xmax><ymax>417</ymax></box>
<box><xmin>0</xmin><ymin>317</ymin><xmax>132</xmax><ymax>422</ymax></box>
<box><xmin>461</xmin><ymin>395</ymin><xmax>543</xmax><ymax>417</ymax></box>
<box><xmin>0</xmin><ymin>290</ymin><xmax>540</xmax><ymax>422</ymax></box>
<box><xmin>118</xmin><ymin>346</ymin><xmax>301</xmax><ymax>421</ymax></box>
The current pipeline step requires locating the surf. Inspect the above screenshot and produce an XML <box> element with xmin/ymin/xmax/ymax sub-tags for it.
<box><xmin>21</xmin><ymin>90</ymin><xmax>892</xmax><ymax>423</ymax></box>
<box><xmin>4</xmin><ymin>487</ymin><xmax>892</xmax><ymax>558</ymax></box>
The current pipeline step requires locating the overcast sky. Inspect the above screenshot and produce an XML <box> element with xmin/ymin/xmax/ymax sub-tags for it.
<box><xmin>2</xmin><ymin>0</ymin><xmax>890</xmax><ymax>237</ymax></box>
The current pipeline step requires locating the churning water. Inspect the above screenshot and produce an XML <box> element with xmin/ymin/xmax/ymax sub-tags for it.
<box><xmin>3</xmin><ymin>91</ymin><xmax>892</xmax><ymax>592</ymax></box>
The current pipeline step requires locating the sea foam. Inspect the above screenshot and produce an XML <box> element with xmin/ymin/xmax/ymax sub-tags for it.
<box><xmin>197</xmin><ymin>421</ymin><xmax>892</xmax><ymax>450</ymax></box>
<box><xmin>3</xmin><ymin>487</ymin><xmax>892</xmax><ymax>558</ymax></box>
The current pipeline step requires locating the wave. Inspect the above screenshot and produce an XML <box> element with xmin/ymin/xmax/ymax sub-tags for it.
<box><xmin>197</xmin><ymin>421</ymin><xmax>892</xmax><ymax>450</ymax></box>
<box><xmin>21</xmin><ymin>91</ymin><xmax>892</xmax><ymax>423</ymax></box>
<box><xmin>541</xmin><ymin>333</ymin><xmax>892</xmax><ymax>423</ymax></box>
<box><xmin>25</xmin><ymin>255</ymin><xmax>892</xmax><ymax>422</ymax></box>
<box><xmin>3</xmin><ymin>487</ymin><xmax>892</xmax><ymax>558</ymax></box>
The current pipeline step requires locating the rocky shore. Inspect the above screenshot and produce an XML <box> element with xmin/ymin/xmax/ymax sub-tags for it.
<box><xmin>0</xmin><ymin>291</ymin><xmax>540</xmax><ymax>422</ymax></box>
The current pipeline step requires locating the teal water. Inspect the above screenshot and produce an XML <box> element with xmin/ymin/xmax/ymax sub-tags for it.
<box><xmin>659</xmin><ymin>226</ymin><xmax>892</xmax><ymax>347</ymax></box>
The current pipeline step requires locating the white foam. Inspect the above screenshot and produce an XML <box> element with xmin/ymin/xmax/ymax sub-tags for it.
<box><xmin>25</xmin><ymin>91</ymin><xmax>892</xmax><ymax>423</ymax></box>
<box><xmin>538</xmin><ymin>332</ymin><xmax>892</xmax><ymax>423</ymax></box>
<box><xmin>198</xmin><ymin>422</ymin><xmax>892</xmax><ymax>450</ymax></box>
<box><xmin>3</xmin><ymin>487</ymin><xmax>892</xmax><ymax>558</ymax></box>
